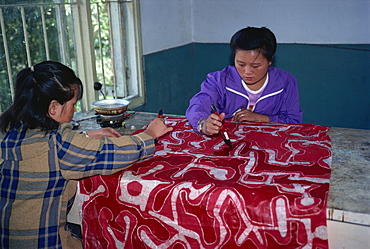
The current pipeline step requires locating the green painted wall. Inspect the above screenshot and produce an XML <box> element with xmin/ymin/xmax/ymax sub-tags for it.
<box><xmin>143</xmin><ymin>43</ymin><xmax>370</xmax><ymax>129</ymax></box>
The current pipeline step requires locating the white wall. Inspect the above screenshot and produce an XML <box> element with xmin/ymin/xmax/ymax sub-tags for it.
<box><xmin>140</xmin><ymin>0</ymin><xmax>370</xmax><ymax>55</ymax></box>
<box><xmin>139</xmin><ymin>0</ymin><xmax>192</xmax><ymax>55</ymax></box>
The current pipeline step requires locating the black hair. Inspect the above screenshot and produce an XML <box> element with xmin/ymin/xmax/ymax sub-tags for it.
<box><xmin>0</xmin><ymin>61</ymin><xmax>83</xmax><ymax>132</ymax></box>
<box><xmin>230</xmin><ymin>26</ymin><xmax>277</xmax><ymax>61</ymax></box>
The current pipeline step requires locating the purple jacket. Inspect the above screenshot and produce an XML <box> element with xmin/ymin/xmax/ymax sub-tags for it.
<box><xmin>186</xmin><ymin>66</ymin><xmax>303</xmax><ymax>131</ymax></box>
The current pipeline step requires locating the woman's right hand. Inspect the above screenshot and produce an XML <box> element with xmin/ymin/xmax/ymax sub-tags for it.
<box><xmin>201</xmin><ymin>112</ymin><xmax>225</xmax><ymax>136</ymax></box>
<box><xmin>143</xmin><ymin>118</ymin><xmax>173</xmax><ymax>139</ymax></box>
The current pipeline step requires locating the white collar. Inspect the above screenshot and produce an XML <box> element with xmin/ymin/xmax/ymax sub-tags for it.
<box><xmin>242</xmin><ymin>73</ymin><xmax>269</xmax><ymax>94</ymax></box>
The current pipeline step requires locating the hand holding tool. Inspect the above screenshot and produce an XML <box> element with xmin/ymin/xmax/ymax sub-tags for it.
<box><xmin>155</xmin><ymin>108</ymin><xmax>165</xmax><ymax>144</ymax></box>
<box><xmin>210</xmin><ymin>104</ymin><xmax>232</xmax><ymax>148</ymax></box>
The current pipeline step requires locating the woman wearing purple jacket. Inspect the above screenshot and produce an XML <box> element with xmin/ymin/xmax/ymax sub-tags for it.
<box><xmin>186</xmin><ymin>26</ymin><xmax>303</xmax><ymax>136</ymax></box>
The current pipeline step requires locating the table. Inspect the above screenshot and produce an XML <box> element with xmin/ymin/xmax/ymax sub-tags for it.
<box><xmin>75</xmin><ymin>113</ymin><xmax>334</xmax><ymax>248</ymax></box>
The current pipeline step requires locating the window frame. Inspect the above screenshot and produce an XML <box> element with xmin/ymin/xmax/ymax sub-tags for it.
<box><xmin>72</xmin><ymin>0</ymin><xmax>145</xmax><ymax>112</ymax></box>
<box><xmin>0</xmin><ymin>0</ymin><xmax>145</xmax><ymax>113</ymax></box>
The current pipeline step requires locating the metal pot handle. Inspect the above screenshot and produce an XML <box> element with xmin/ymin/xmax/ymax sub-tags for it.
<box><xmin>94</xmin><ymin>82</ymin><xmax>106</xmax><ymax>99</ymax></box>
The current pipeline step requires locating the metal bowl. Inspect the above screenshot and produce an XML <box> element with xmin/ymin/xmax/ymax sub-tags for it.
<box><xmin>91</xmin><ymin>99</ymin><xmax>130</xmax><ymax>115</ymax></box>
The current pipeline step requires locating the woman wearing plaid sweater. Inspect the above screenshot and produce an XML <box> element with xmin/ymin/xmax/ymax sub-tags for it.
<box><xmin>0</xmin><ymin>61</ymin><xmax>173</xmax><ymax>248</ymax></box>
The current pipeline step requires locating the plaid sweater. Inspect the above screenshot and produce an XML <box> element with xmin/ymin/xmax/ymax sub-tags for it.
<box><xmin>0</xmin><ymin>123</ymin><xmax>155</xmax><ymax>248</ymax></box>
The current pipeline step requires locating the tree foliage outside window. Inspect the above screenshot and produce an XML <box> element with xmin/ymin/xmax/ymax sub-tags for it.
<box><xmin>91</xmin><ymin>1</ymin><xmax>114</xmax><ymax>95</ymax></box>
<box><xmin>0</xmin><ymin>0</ymin><xmax>114</xmax><ymax>112</ymax></box>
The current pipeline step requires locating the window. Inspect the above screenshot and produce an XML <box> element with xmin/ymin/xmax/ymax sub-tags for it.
<box><xmin>0</xmin><ymin>0</ymin><xmax>144</xmax><ymax>113</ymax></box>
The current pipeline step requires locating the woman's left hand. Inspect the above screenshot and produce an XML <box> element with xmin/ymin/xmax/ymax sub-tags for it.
<box><xmin>85</xmin><ymin>128</ymin><xmax>122</xmax><ymax>139</ymax></box>
<box><xmin>232</xmin><ymin>108</ymin><xmax>270</xmax><ymax>122</ymax></box>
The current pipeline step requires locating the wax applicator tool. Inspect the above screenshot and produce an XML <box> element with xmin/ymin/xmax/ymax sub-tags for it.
<box><xmin>210</xmin><ymin>104</ymin><xmax>232</xmax><ymax>148</ymax></box>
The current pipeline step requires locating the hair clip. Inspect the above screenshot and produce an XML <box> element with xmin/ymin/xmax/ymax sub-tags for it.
<box><xmin>30</xmin><ymin>65</ymin><xmax>34</xmax><ymax>71</ymax></box>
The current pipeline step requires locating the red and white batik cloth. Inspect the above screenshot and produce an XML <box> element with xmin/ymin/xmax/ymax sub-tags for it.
<box><xmin>80</xmin><ymin>118</ymin><xmax>332</xmax><ymax>249</ymax></box>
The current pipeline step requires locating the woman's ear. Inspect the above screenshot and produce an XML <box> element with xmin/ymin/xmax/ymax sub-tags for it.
<box><xmin>269</xmin><ymin>56</ymin><xmax>274</xmax><ymax>66</ymax></box>
<box><xmin>48</xmin><ymin>100</ymin><xmax>59</xmax><ymax>117</ymax></box>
